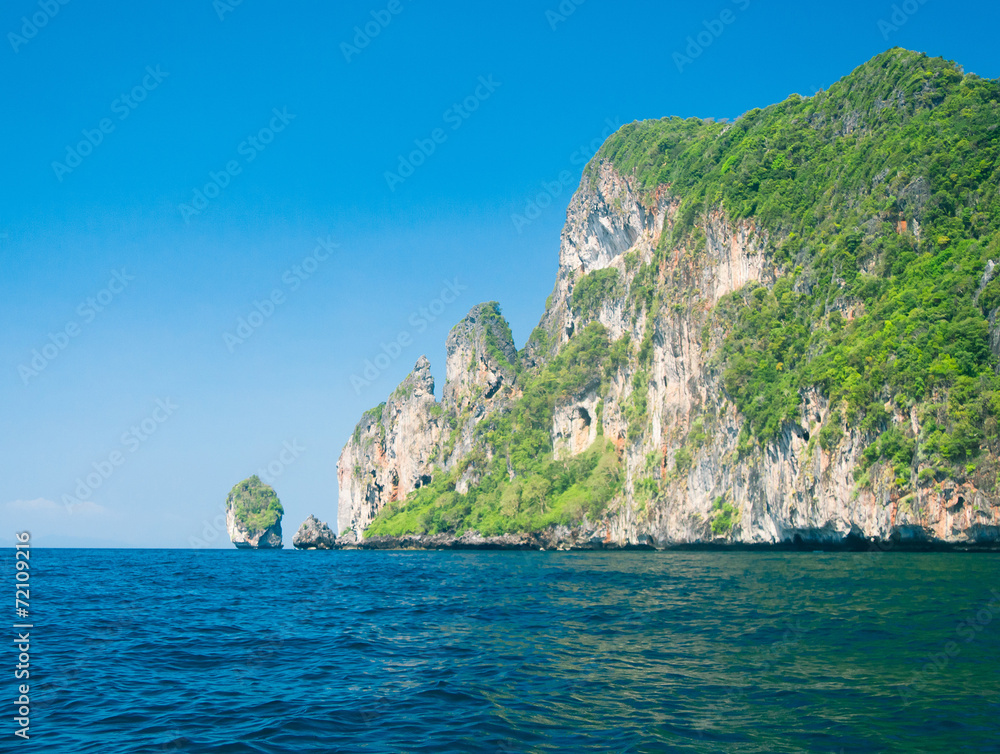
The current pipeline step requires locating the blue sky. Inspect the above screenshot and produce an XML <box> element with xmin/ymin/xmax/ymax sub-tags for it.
<box><xmin>1</xmin><ymin>0</ymin><xmax>997</xmax><ymax>547</ymax></box>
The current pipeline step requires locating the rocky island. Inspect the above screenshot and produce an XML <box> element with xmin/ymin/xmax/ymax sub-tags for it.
<box><xmin>296</xmin><ymin>49</ymin><xmax>1000</xmax><ymax>552</ymax></box>
<box><xmin>227</xmin><ymin>475</ymin><xmax>284</xmax><ymax>549</ymax></box>
<box><xmin>292</xmin><ymin>515</ymin><xmax>336</xmax><ymax>549</ymax></box>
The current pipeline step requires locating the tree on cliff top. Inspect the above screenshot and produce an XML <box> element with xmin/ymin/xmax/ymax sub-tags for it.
<box><xmin>227</xmin><ymin>476</ymin><xmax>283</xmax><ymax>533</ymax></box>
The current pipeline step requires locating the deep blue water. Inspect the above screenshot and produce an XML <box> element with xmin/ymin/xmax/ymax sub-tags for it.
<box><xmin>9</xmin><ymin>548</ymin><xmax>1000</xmax><ymax>752</ymax></box>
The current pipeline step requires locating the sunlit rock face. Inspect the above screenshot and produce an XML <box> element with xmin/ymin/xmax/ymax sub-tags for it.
<box><xmin>334</xmin><ymin>53</ymin><xmax>1000</xmax><ymax>548</ymax></box>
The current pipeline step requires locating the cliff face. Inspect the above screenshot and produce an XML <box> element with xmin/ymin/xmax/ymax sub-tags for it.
<box><xmin>337</xmin><ymin>355</ymin><xmax>442</xmax><ymax>536</ymax></box>
<box><xmin>543</xmin><ymin>165</ymin><xmax>997</xmax><ymax>546</ymax></box>
<box><xmin>443</xmin><ymin>303</ymin><xmax>517</xmax><ymax>411</ymax></box>
<box><xmin>337</xmin><ymin>305</ymin><xmax>518</xmax><ymax>537</ymax></box>
<box><xmin>534</xmin><ymin>161</ymin><xmax>677</xmax><ymax>354</ymax></box>
<box><xmin>227</xmin><ymin>505</ymin><xmax>283</xmax><ymax>549</ymax></box>
<box><xmin>334</xmin><ymin>49</ymin><xmax>1000</xmax><ymax>548</ymax></box>
<box><xmin>535</xmin><ymin>169</ymin><xmax>875</xmax><ymax>546</ymax></box>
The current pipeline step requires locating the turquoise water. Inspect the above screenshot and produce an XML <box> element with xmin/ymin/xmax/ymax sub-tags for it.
<box><xmin>21</xmin><ymin>549</ymin><xmax>1000</xmax><ymax>752</ymax></box>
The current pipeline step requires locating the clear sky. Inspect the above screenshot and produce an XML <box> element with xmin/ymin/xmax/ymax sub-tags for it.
<box><xmin>1</xmin><ymin>0</ymin><xmax>997</xmax><ymax>547</ymax></box>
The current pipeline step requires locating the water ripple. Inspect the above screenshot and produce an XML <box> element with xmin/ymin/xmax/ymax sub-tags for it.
<box><xmin>16</xmin><ymin>549</ymin><xmax>1000</xmax><ymax>752</ymax></box>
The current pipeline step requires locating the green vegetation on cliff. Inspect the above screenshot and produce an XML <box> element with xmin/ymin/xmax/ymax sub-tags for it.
<box><xmin>366</xmin><ymin>439</ymin><xmax>621</xmax><ymax>537</ymax></box>
<box><xmin>478</xmin><ymin>301</ymin><xmax>517</xmax><ymax>371</ymax></box>
<box><xmin>367</xmin><ymin>48</ymin><xmax>1000</xmax><ymax>536</ymax></box>
<box><xmin>598</xmin><ymin>48</ymin><xmax>1000</xmax><ymax>488</ymax></box>
<box><xmin>367</xmin><ymin>323</ymin><xmax>624</xmax><ymax>536</ymax></box>
<box><xmin>227</xmin><ymin>476</ymin><xmax>283</xmax><ymax>533</ymax></box>
<box><xmin>571</xmin><ymin>268</ymin><xmax>623</xmax><ymax>318</ymax></box>
<box><xmin>599</xmin><ymin>49</ymin><xmax>999</xmax><ymax>243</ymax></box>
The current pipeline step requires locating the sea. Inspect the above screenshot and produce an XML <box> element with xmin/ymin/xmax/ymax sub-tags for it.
<box><xmin>13</xmin><ymin>548</ymin><xmax>1000</xmax><ymax>752</ymax></box>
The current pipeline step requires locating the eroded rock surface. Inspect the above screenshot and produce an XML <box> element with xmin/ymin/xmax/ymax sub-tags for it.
<box><xmin>292</xmin><ymin>515</ymin><xmax>337</xmax><ymax>549</ymax></box>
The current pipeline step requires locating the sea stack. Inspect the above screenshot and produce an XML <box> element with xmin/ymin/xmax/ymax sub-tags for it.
<box><xmin>292</xmin><ymin>515</ymin><xmax>337</xmax><ymax>549</ymax></box>
<box><xmin>226</xmin><ymin>475</ymin><xmax>284</xmax><ymax>549</ymax></box>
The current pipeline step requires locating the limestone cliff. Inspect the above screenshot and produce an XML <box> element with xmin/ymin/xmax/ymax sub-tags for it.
<box><xmin>443</xmin><ymin>302</ymin><xmax>518</xmax><ymax>412</ymax></box>
<box><xmin>333</xmin><ymin>49</ymin><xmax>1000</xmax><ymax>549</ymax></box>
<box><xmin>336</xmin><ymin>355</ymin><xmax>442</xmax><ymax>536</ymax></box>
<box><xmin>532</xmin><ymin>158</ymin><xmax>999</xmax><ymax>547</ymax></box>
<box><xmin>336</xmin><ymin>305</ymin><xmax>520</xmax><ymax>538</ymax></box>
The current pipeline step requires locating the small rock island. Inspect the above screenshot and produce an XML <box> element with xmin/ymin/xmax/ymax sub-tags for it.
<box><xmin>226</xmin><ymin>475</ymin><xmax>284</xmax><ymax>549</ymax></box>
<box><xmin>292</xmin><ymin>515</ymin><xmax>337</xmax><ymax>549</ymax></box>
